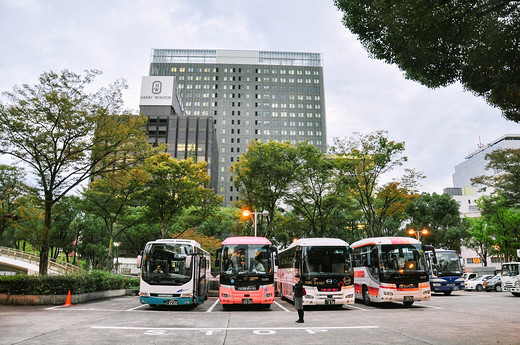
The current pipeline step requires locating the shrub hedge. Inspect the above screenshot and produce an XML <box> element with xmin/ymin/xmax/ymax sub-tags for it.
<box><xmin>0</xmin><ymin>271</ymin><xmax>139</xmax><ymax>295</ymax></box>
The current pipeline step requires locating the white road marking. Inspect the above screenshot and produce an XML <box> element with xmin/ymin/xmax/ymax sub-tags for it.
<box><xmin>91</xmin><ymin>325</ymin><xmax>379</xmax><ymax>331</ymax></box>
<box><xmin>206</xmin><ymin>298</ymin><xmax>220</xmax><ymax>312</ymax></box>
<box><xmin>274</xmin><ymin>300</ymin><xmax>291</xmax><ymax>312</ymax></box>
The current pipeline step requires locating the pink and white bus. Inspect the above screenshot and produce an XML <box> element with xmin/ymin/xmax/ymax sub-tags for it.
<box><xmin>351</xmin><ymin>237</ymin><xmax>432</xmax><ymax>307</ymax></box>
<box><xmin>215</xmin><ymin>236</ymin><xmax>277</xmax><ymax>308</ymax></box>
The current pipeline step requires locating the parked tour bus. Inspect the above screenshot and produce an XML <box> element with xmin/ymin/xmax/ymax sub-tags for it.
<box><xmin>137</xmin><ymin>239</ymin><xmax>210</xmax><ymax>307</ymax></box>
<box><xmin>426</xmin><ymin>249</ymin><xmax>465</xmax><ymax>295</ymax></box>
<box><xmin>215</xmin><ymin>236</ymin><xmax>277</xmax><ymax>307</ymax></box>
<box><xmin>351</xmin><ymin>236</ymin><xmax>431</xmax><ymax>306</ymax></box>
<box><xmin>277</xmin><ymin>238</ymin><xmax>355</xmax><ymax>306</ymax></box>
<box><xmin>502</xmin><ymin>262</ymin><xmax>520</xmax><ymax>297</ymax></box>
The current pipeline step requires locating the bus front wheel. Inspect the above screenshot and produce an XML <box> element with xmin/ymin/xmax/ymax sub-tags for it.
<box><xmin>362</xmin><ymin>286</ymin><xmax>371</xmax><ymax>306</ymax></box>
<box><xmin>443</xmin><ymin>291</ymin><xmax>452</xmax><ymax>296</ymax></box>
<box><xmin>403</xmin><ymin>300</ymin><xmax>414</xmax><ymax>307</ymax></box>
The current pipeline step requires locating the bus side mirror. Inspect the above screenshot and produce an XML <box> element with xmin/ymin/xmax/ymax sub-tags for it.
<box><xmin>186</xmin><ymin>255</ymin><xmax>192</xmax><ymax>269</ymax></box>
<box><xmin>215</xmin><ymin>248</ymin><xmax>222</xmax><ymax>268</ymax></box>
<box><xmin>274</xmin><ymin>247</ymin><xmax>279</xmax><ymax>266</ymax></box>
<box><xmin>137</xmin><ymin>251</ymin><xmax>143</xmax><ymax>269</ymax></box>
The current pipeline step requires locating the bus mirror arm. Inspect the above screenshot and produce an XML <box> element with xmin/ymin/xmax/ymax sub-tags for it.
<box><xmin>424</xmin><ymin>246</ymin><xmax>437</xmax><ymax>264</ymax></box>
<box><xmin>215</xmin><ymin>248</ymin><xmax>222</xmax><ymax>268</ymax></box>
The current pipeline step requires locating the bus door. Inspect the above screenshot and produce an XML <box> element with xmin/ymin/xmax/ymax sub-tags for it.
<box><xmin>198</xmin><ymin>256</ymin><xmax>207</xmax><ymax>299</ymax></box>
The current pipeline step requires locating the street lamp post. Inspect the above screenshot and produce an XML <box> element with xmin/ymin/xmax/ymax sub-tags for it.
<box><xmin>113</xmin><ymin>242</ymin><xmax>120</xmax><ymax>273</ymax></box>
<box><xmin>407</xmin><ymin>227</ymin><xmax>429</xmax><ymax>241</ymax></box>
<box><xmin>242</xmin><ymin>209</ymin><xmax>269</xmax><ymax>237</ymax></box>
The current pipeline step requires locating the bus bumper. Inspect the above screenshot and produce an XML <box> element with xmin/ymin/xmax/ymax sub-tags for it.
<box><xmin>139</xmin><ymin>295</ymin><xmax>195</xmax><ymax>306</ymax></box>
<box><xmin>303</xmin><ymin>286</ymin><xmax>355</xmax><ymax>306</ymax></box>
<box><xmin>219</xmin><ymin>284</ymin><xmax>275</xmax><ymax>305</ymax></box>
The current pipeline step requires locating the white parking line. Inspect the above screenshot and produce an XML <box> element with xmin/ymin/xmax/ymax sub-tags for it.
<box><xmin>206</xmin><ymin>298</ymin><xmax>220</xmax><ymax>312</ymax></box>
<box><xmin>274</xmin><ymin>301</ymin><xmax>291</xmax><ymax>312</ymax></box>
<box><xmin>127</xmin><ymin>304</ymin><xmax>147</xmax><ymax>311</ymax></box>
<box><xmin>344</xmin><ymin>304</ymin><xmax>367</xmax><ymax>311</ymax></box>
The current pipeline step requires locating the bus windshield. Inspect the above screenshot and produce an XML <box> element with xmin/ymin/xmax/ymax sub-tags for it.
<box><xmin>222</xmin><ymin>244</ymin><xmax>271</xmax><ymax>275</ymax></box>
<box><xmin>379</xmin><ymin>244</ymin><xmax>427</xmax><ymax>273</ymax></box>
<box><xmin>502</xmin><ymin>263</ymin><xmax>520</xmax><ymax>276</ymax></box>
<box><xmin>142</xmin><ymin>243</ymin><xmax>193</xmax><ymax>285</ymax></box>
<box><xmin>432</xmin><ymin>251</ymin><xmax>462</xmax><ymax>276</ymax></box>
<box><xmin>303</xmin><ymin>246</ymin><xmax>352</xmax><ymax>276</ymax></box>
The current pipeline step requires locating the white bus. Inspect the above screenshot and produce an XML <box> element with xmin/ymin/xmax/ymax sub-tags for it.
<box><xmin>137</xmin><ymin>239</ymin><xmax>210</xmax><ymax>307</ymax></box>
<box><xmin>351</xmin><ymin>237</ymin><xmax>431</xmax><ymax>307</ymax></box>
<box><xmin>277</xmin><ymin>238</ymin><xmax>355</xmax><ymax>306</ymax></box>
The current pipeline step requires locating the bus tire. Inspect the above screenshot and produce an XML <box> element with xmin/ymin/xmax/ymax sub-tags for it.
<box><xmin>512</xmin><ymin>292</ymin><xmax>520</xmax><ymax>297</ymax></box>
<box><xmin>443</xmin><ymin>291</ymin><xmax>452</xmax><ymax>296</ymax></box>
<box><xmin>362</xmin><ymin>286</ymin><xmax>371</xmax><ymax>306</ymax></box>
<box><xmin>403</xmin><ymin>300</ymin><xmax>414</xmax><ymax>307</ymax></box>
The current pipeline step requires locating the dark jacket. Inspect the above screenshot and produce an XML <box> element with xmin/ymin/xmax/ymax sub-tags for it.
<box><xmin>293</xmin><ymin>281</ymin><xmax>304</xmax><ymax>298</ymax></box>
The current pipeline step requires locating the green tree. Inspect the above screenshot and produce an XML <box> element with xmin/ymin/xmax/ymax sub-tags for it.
<box><xmin>142</xmin><ymin>153</ymin><xmax>221</xmax><ymax>239</ymax></box>
<box><xmin>472</xmin><ymin>148</ymin><xmax>520</xmax><ymax>206</ymax></box>
<box><xmin>233</xmin><ymin>140</ymin><xmax>299</xmax><ymax>237</ymax></box>
<box><xmin>477</xmin><ymin>195</ymin><xmax>520</xmax><ymax>261</ymax></box>
<box><xmin>81</xmin><ymin>167</ymin><xmax>147</xmax><ymax>270</ymax></box>
<box><xmin>464</xmin><ymin>217</ymin><xmax>493</xmax><ymax>266</ymax></box>
<box><xmin>74</xmin><ymin>213</ymin><xmax>109</xmax><ymax>270</ymax></box>
<box><xmin>330</xmin><ymin>131</ymin><xmax>421</xmax><ymax>237</ymax></box>
<box><xmin>0</xmin><ymin>69</ymin><xmax>149</xmax><ymax>274</ymax></box>
<box><xmin>405</xmin><ymin>193</ymin><xmax>467</xmax><ymax>251</ymax></box>
<box><xmin>284</xmin><ymin>142</ymin><xmax>342</xmax><ymax>237</ymax></box>
<box><xmin>0</xmin><ymin>165</ymin><xmax>26</xmax><ymax>244</ymax></box>
<box><xmin>334</xmin><ymin>0</ymin><xmax>520</xmax><ymax>121</ymax></box>
<box><xmin>50</xmin><ymin>195</ymin><xmax>81</xmax><ymax>262</ymax></box>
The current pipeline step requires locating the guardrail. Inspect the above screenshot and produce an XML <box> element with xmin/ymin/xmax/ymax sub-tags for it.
<box><xmin>0</xmin><ymin>246</ymin><xmax>81</xmax><ymax>275</ymax></box>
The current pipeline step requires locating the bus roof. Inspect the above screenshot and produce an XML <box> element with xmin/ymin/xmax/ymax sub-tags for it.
<box><xmin>146</xmin><ymin>239</ymin><xmax>202</xmax><ymax>248</ymax></box>
<box><xmin>222</xmin><ymin>236</ymin><xmax>273</xmax><ymax>245</ymax></box>
<box><xmin>281</xmin><ymin>238</ymin><xmax>350</xmax><ymax>251</ymax></box>
<box><xmin>351</xmin><ymin>236</ymin><xmax>422</xmax><ymax>248</ymax></box>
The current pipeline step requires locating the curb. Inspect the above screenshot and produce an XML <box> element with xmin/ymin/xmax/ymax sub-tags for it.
<box><xmin>0</xmin><ymin>289</ymin><xmax>136</xmax><ymax>305</ymax></box>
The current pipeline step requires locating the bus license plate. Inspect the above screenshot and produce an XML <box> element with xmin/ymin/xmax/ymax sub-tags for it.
<box><xmin>404</xmin><ymin>296</ymin><xmax>414</xmax><ymax>302</ymax></box>
<box><xmin>242</xmin><ymin>299</ymin><xmax>253</xmax><ymax>304</ymax></box>
<box><xmin>325</xmin><ymin>299</ymin><xmax>335</xmax><ymax>305</ymax></box>
<box><xmin>167</xmin><ymin>300</ymin><xmax>178</xmax><ymax>305</ymax></box>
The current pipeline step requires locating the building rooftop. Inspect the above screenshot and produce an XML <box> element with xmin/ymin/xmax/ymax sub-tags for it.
<box><xmin>151</xmin><ymin>49</ymin><xmax>323</xmax><ymax>67</ymax></box>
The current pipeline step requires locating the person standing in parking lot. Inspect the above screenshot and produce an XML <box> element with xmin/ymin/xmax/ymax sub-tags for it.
<box><xmin>293</xmin><ymin>274</ymin><xmax>304</xmax><ymax>323</ymax></box>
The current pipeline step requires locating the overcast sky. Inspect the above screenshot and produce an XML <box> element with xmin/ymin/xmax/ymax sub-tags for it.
<box><xmin>1</xmin><ymin>0</ymin><xmax>516</xmax><ymax>193</ymax></box>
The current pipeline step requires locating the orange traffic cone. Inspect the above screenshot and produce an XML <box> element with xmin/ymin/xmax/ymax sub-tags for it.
<box><xmin>63</xmin><ymin>290</ymin><xmax>72</xmax><ymax>307</ymax></box>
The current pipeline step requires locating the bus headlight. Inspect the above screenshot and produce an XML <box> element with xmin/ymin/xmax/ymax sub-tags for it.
<box><xmin>221</xmin><ymin>293</ymin><xmax>230</xmax><ymax>298</ymax></box>
<box><xmin>383</xmin><ymin>291</ymin><xmax>394</xmax><ymax>296</ymax></box>
<box><xmin>305</xmin><ymin>295</ymin><xmax>314</xmax><ymax>299</ymax></box>
<box><xmin>139</xmin><ymin>292</ymin><xmax>149</xmax><ymax>297</ymax></box>
<box><xmin>514</xmin><ymin>281</ymin><xmax>520</xmax><ymax>288</ymax></box>
<box><xmin>180</xmin><ymin>293</ymin><xmax>193</xmax><ymax>298</ymax></box>
<box><xmin>433</xmin><ymin>283</ymin><xmax>441</xmax><ymax>287</ymax></box>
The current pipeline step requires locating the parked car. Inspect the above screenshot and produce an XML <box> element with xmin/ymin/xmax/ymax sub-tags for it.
<box><xmin>483</xmin><ymin>274</ymin><xmax>502</xmax><ymax>292</ymax></box>
<box><xmin>465</xmin><ymin>274</ymin><xmax>494</xmax><ymax>292</ymax></box>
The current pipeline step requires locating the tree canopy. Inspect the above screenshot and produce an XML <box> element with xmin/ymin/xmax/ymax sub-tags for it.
<box><xmin>0</xmin><ymin>69</ymin><xmax>149</xmax><ymax>274</ymax></box>
<box><xmin>334</xmin><ymin>0</ymin><xmax>520</xmax><ymax>121</ymax></box>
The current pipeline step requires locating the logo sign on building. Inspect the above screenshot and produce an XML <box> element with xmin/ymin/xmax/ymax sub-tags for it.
<box><xmin>140</xmin><ymin>76</ymin><xmax>176</xmax><ymax>106</ymax></box>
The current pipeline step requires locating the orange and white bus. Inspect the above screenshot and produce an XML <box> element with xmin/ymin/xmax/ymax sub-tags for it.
<box><xmin>215</xmin><ymin>236</ymin><xmax>277</xmax><ymax>308</ymax></box>
<box><xmin>351</xmin><ymin>237</ymin><xmax>431</xmax><ymax>307</ymax></box>
<box><xmin>277</xmin><ymin>238</ymin><xmax>355</xmax><ymax>306</ymax></box>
